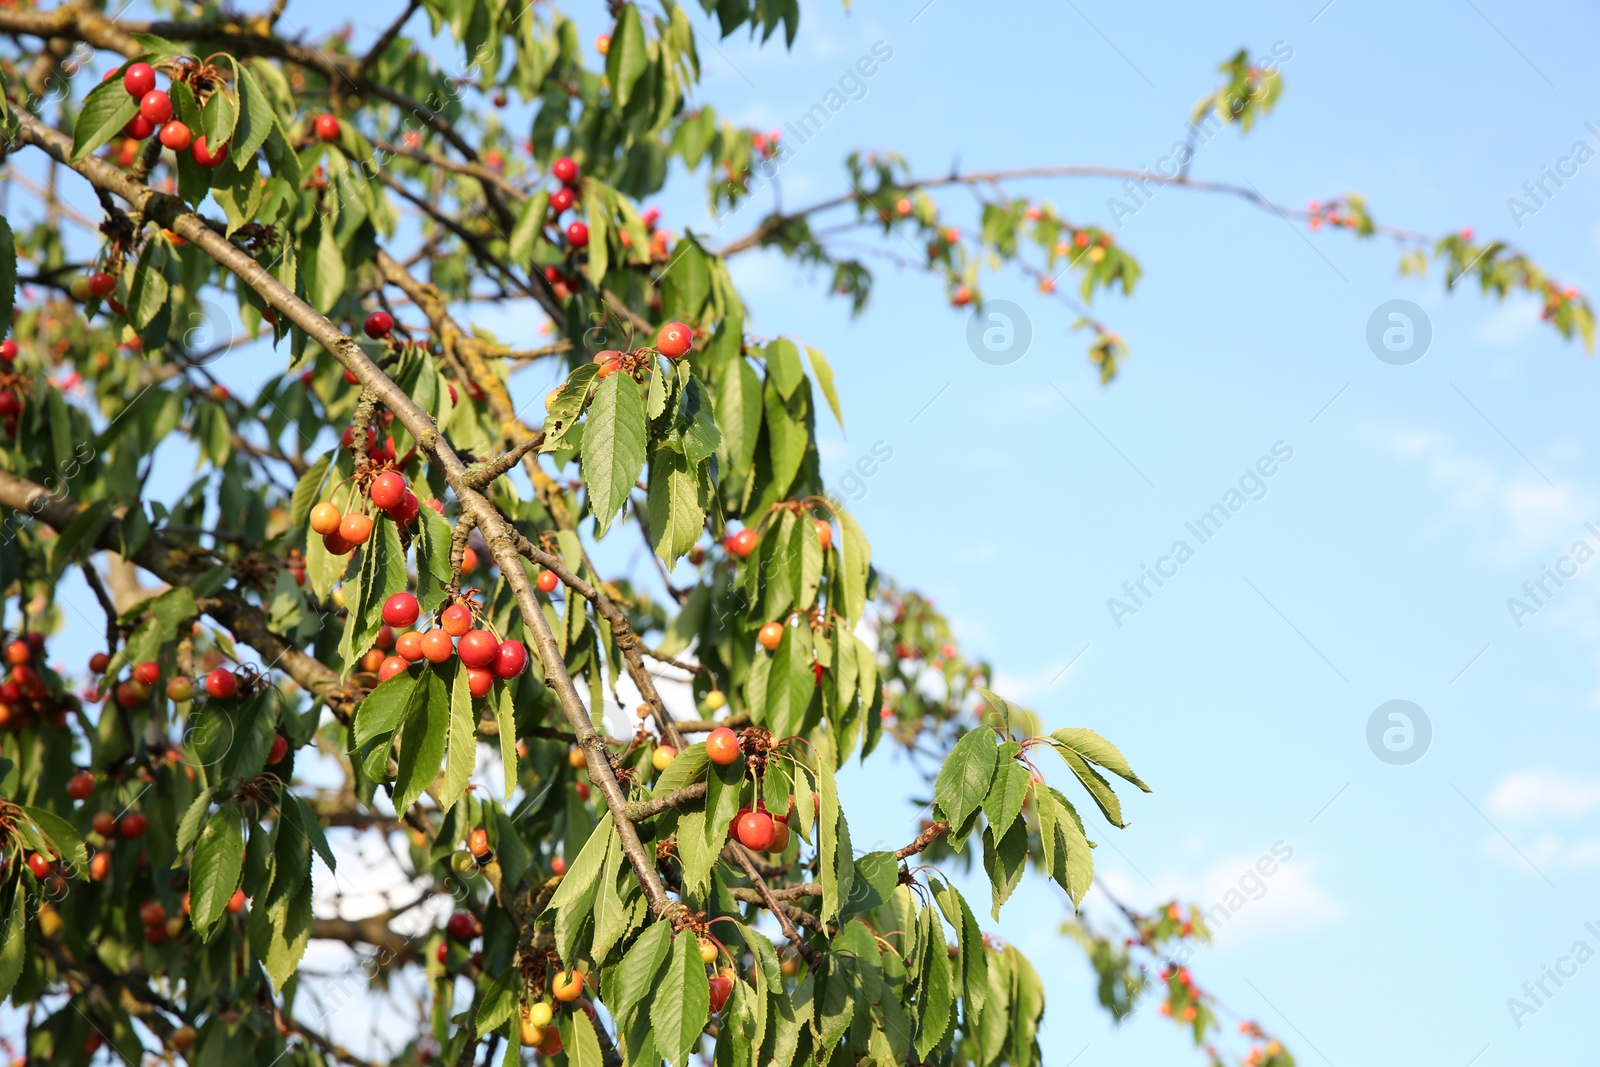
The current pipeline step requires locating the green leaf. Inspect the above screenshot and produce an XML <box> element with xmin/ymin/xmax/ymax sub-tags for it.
<box><xmin>19</xmin><ymin>805</ymin><xmax>87</xmax><ymax>879</ymax></box>
<box><xmin>1037</xmin><ymin>786</ymin><xmax>1095</xmax><ymax>907</ymax></box>
<box><xmin>701</xmin><ymin>755</ymin><xmax>744</xmax><ymax>856</ymax></box>
<box><xmin>562</xmin><ymin>1014</ymin><xmax>606</xmax><ymax>1067</ymax></box>
<box><xmin>353</xmin><ymin>670</ymin><xmax>423</xmax><ymax>746</ymax></box>
<box><xmin>763</xmin><ymin>339</ymin><xmax>804</xmax><ymax>399</ymax></box>
<box><xmin>582</xmin><ymin>372</ymin><xmax>647</xmax><ymax>535</ymax></box>
<box><xmin>658</xmin><ymin>238</ymin><xmax>711</xmax><ymax>323</ymax></box>
<box><xmin>288</xmin><ymin>794</ymin><xmax>337</xmax><ymax>874</ymax></box>
<box><xmin>804</xmin><ymin>345</ymin><xmax>843</xmax><ymax>430</ymax></box>
<box><xmin>651</xmin><ymin>931</ymin><xmax>710</xmax><ymax>1067</ymax></box>
<box><xmin>173</xmin><ymin>788</ymin><xmax>215</xmax><ymax>863</ymax></box>
<box><xmin>289</xmin><ymin>452</ymin><xmax>331</xmax><ymax>532</ymax></box>
<box><xmin>981</xmin><ymin>816</ymin><xmax>1029</xmax><ymax>919</ymax></box>
<box><xmin>393</xmin><ymin>670</ymin><xmax>450</xmax><ymax>814</ymax></box>
<box><xmin>439</xmin><ymin>663</ymin><xmax>476</xmax><ymax>811</ymax></box>
<box><xmin>232</xmin><ymin>65</ymin><xmax>275</xmax><ymax>162</ymax></box>
<box><xmin>413</xmin><ymin>502</ymin><xmax>454</xmax><ymax>613</ymax></box>
<box><xmin>201</xmin><ymin>84</ymin><xmax>239</xmax><ymax>153</ymax></box>
<box><xmin>762</xmin><ymin>377</ymin><xmax>807</xmax><ymax>498</ymax></box>
<box><xmin>474</xmin><ymin>970</ymin><xmax>519</xmax><ymax>1033</ymax></box>
<box><xmin>932</xmin><ymin>879</ymin><xmax>988</xmax><ymax>1015</ymax></box>
<box><xmin>128</xmin><ymin>238</ymin><xmax>171</xmax><ymax>330</ymax></box>
<box><xmin>611</xmin><ymin>920</ymin><xmax>672</xmax><ymax>1027</ymax></box>
<box><xmin>935</xmin><ymin>727</ymin><xmax>998</xmax><ymax>834</ymax></box>
<box><xmin>646</xmin><ymin>448</ymin><xmax>705</xmax><ymax>565</ymax></box>
<box><xmin>190</xmin><ymin>806</ymin><xmax>246</xmax><ymax>939</ymax></box>
<box><xmin>915</xmin><ymin>905</ymin><xmax>954</xmax><ymax>1059</ymax></box>
<box><xmin>546</xmin><ymin>814</ymin><xmax>613</xmax><ymax>965</ymax></box>
<box><xmin>495</xmin><ymin>686</ymin><xmax>518</xmax><ymax>799</ymax></box>
<box><xmin>249</xmin><ymin>872</ymin><xmax>313</xmax><ymax>987</ymax></box>
<box><xmin>1049</xmin><ymin>727</ymin><xmax>1151</xmax><ymax>791</ymax></box>
<box><xmin>590</xmin><ymin>824</ymin><xmax>633</xmax><ymax>963</ymax></box>
<box><xmin>509</xmin><ymin>190</ymin><xmax>550</xmax><ymax>268</ymax></box>
<box><xmin>605</xmin><ymin>2</ymin><xmax>651</xmax><ymax>109</ymax></box>
<box><xmin>0</xmin><ymin>217</ymin><xmax>14</xmax><ymax>339</ymax></box>
<box><xmin>0</xmin><ymin>888</ymin><xmax>25</xmax><ymax>1004</ymax></box>
<box><xmin>836</xmin><ymin>509</ymin><xmax>870</xmax><ymax>623</ymax></box>
<box><xmin>543</xmin><ymin>362</ymin><xmax>598</xmax><ymax>440</ymax></box>
<box><xmin>981</xmin><ymin>744</ymin><xmax>1030</xmax><ymax>840</ymax></box>
<box><xmin>714</xmin><ymin>356</ymin><xmax>762</xmax><ymax>476</ymax></box>
<box><xmin>816</xmin><ymin>733</ymin><xmax>852</xmax><ymax>923</ymax></box>
<box><xmin>72</xmin><ymin>71</ymin><xmax>141</xmax><ymax>162</ymax></box>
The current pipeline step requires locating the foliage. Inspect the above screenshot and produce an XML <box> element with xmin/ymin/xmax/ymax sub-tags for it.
<box><xmin>0</xmin><ymin>4</ymin><xmax>1583</xmax><ymax>1067</ymax></box>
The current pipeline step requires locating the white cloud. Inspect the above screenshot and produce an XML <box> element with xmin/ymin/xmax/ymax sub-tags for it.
<box><xmin>1479</xmin><ymin>770</ymin><xmax>1600</xmax><ymax>871</ymax></box>
<box><xmin>1487</xmin><ymin>769</ymin><xmax>1600</xmax><ymax>820</ymax></box>
<box><xmin>1097</xmin><ymin>845</ymin><xmax>1344</xmax><ymax>948</ymax></box>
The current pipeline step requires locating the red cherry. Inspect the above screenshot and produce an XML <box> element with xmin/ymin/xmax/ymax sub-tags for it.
<box><xmin>708</xmin><ymin>975</ymin><xmax>733</xmax><ymax>1013</ymax></box>
<box><xmin>536</xmin><ymin>569</ymin><xmax>559</xmax><ymax>594</ymax></box>
<box><xmin>120</xmin><ymin>812</ymin><xmax>148</xmax><ymax>839</ymax></box>
<box><xmin>387</xmin><ymin>491</ymin><xmax>420</xmax><ymax>526</ymax></box>
<box><xmin>133</xmin><ymin>661</ymin><xmax>160</xmax><ymax>686</ymax></box>
<box><xmin>92</xmin><ymin>812</ymin><xmax>116</xmax><ymax>837</ymax></box>
<box><xmin>0</xmin><ymin>393</ymin><xmax>18</xmax><ymax>419</ymax></box>
<box><xmin>492</xmin><ymin>640</ymin><xmax>528</xmax><ymax>680</ymax></box>
<box><xmin>758</xmin><ymin>621</ymin><xmax>784</xmax><ymax>651</ymax></box>
<box><xmin>462</xmin><ymin>546</ymin><xmax>480</xmax><ymax>572</ymax></box>
<box><xmin>139</xmin><ymin>89</ymin><xmax>172</xmax><ymax>125</ymax></box>
<box><xmin>314</xmin><ymin>113</ymin><xmax>340</xmax><ymax>141</ymax></box>
<box><xmin>735</xmin><ymin>810</ymin><xmax>775</xmax><ymax>851</ymax></box>
<box><xmin>26</xmin><ymin>852</ymin><xmax>52</xmax><ymax>878</ymax></box>
<box><xmin>466</xmin><ymin>667</ymin><xmax>494</xmax><ymax>698</ymax></box>
<box><xmin>122</xmin><ymin>62</ymin><xmax>156</xmax><ymax>98</ymax></box>
<box><xmin>122</xmin><ymin>114</ymin><xmax>155</xmax><ymax>140</ymax></box>
<box><xmin>0</xmin><ymin>340</ymin><xmax>15</xmax><ymax>362</ymax></box>
<box><xmin>705</xmin><ymin>727</ymin><xmax>740</xmax><ymax>765</ymax></box>
<box><xmin>370</xmin><ymin>471</ymin><xmax>406</xmax><ymax>510</ymax></box>
<box><xmin>550</xmin><ymin>855</ymin><xmax>567</xmax><ymax>875</ymax></box>
<box><xmin>4</xmin><ymin>640</ymin><xmax>29</xmax><ymax>665</ymax></box>
<box><xmin>192</xmin><ymin>136</ymin><xmax>228</xmax><ymax>168</ymax></box>
<box><xmin>656</xmin><ymin>321</ymin><xmax>693</xmax><ymax>358</ymax></box>
<box><xmin>322</xmin><ymin>529</ymin><xmax>354</xmax><ymax>556</ymax></box>
<box><xmin>421</xmin><ymin>630</ymin><xmax>455</xmax><ymax>664</ymax></box>
<box><xmin>552</xmin><ymin>156</ymin><xmax>579</xmax><ymax>185</ymax></box>
<box><xmin>440</xmin><ymin>603</ymin><xmax>473</xmax><ymax>637</ymax></box>
<box><xmin>364</xmin><ymin>310</ymin><xmax>394</xmax><ymax>338</ymax></box>
<box><xmin>727</xmin><ymin>528</ymin><xmax>758</xmax><ymax>559</ymax></box>
<box><xmin>267</xmin><ymin>733</ymin><xmax>290</xmax><ymax>764</ymax></box>
<box><xmin>89</xmin><ymin>271</ymin><xmax>117</xmax><ymax>297</ymax></box>
<box><xmin>574</xmin><ymin>781</ymin><xmax>590</xmax><ymax>801</ymax></box>
<box><xmin>375</xmin><ymin>625</ymin><xmax>396</xmax><ymax>651</ymax></box>
<box><xmin>339</xmin><ymin>513</ymin><xmax>373</xmax><ymax>545</ymax></box>
<box><xmin>226</xmin><ymin>888</ymin><xmax>246</xmax><ymax>914</ymax></box>
<box><xmin>159</xmin><ymin>120</ymin><xmax>192</xmax><ymax>150</ymax></box>
<box><xmin>596</xmin><ymin>358</ymin><xmax>621</xmax><ymax>379</ymax></box>
<box><xmin>67</xmin><ymin>771</ymin><xmax>96</xmax><ymax>801</ymax></box>
<box><xmin>380</xmin><ymin>588</ymin><xmax>419</xmax><ymax>630</ymax></box>
<box><xmin>550</xmin><ymin>187</ymin><xmax>575</xmax><ymax>214</ymax></box>
<box><xmin>447</xmin><ymin>912</ymin><xmax>476</xmax><ymax>940</ymax></box>
<box><xmin>378</xmin><ymin>656</ymin><xmax>410</xmax><ymax>683</ymax></box>
<box><xmin>425</xmin><ymin>498</ymin><xmax>445</xmax><ymax>515</ymax></box>
<box><xmin>396</xmin><ymin>631</ymin><xmax>424</xmax><ymax>662</ymax></box>
<box><xmin>458</xmin><ymin>630</ymin><xmax>498</xmax><ymax>668</ymax></box>
<box><xmin>566</xmin><ymin>221</ymin><xmax>589</xmax><ymax>247</ymax></box>
<box><xmin>204</xmin><ymin>667</ymin><xmax>238</xmax><ymax>699</ymax></box>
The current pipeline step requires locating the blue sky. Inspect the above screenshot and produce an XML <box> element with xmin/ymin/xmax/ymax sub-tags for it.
<box><xmin>26</xmin><ymin>0</ymin><xmax>1600</xmax><ymax>1063</ymax></box>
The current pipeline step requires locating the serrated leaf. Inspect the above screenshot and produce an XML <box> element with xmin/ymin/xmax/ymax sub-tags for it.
<box><xmin>173</xmin><ymin>788</ymin><xmax>215</xmax><ymax>863</ymax></box>
<box><xmin>803</xmin><ymin>345</ymin><xmax>843</xmax><ymax>430</ymax></box>
<box><xmin>605</xmin><ymin>3</ymin><xmax>651</xmax><ymax>109</ymax></box>
<box><xmin>190</xmin><ymin>806</ymin><xmax>245</xmax><ymax>939</ymax></box>
<box><xmin>981</xmin><ymin>816</ymin><xmax>1029</xmax><ymax>919</ymax></box>
<box><xmin>71</xmin><ymin>71</ymin><xmax>141</xmax><ymax>162</ymax></box>
<box><xmin>353</xmin><ymin>670</ymin><xmax>423</xmax><ymax>746</ymax></box>
<box><xmin>289</xmin><ymin>452</ymin><xmax>331</xmax><ymax>532</ymax></box>
<box><xmin>611</xmin><ymin>920</ymin><xmax>672</xmax><ymax>1027</ymax></box>
<box><xmin>393</xmin><ymin>670</ymin><xmax>449</xmax><ymax>814</ymax></box>
<box><xmin>981</xmin><ymin>745</ymin><xmax>1030</xmax><ymax>839</ymax></box>
<box><xmin>19</xmin><ymin>806</ymin><xmax>87</xmax><ymax>879</ymax></box>
<box><xmin>581</xmin><ymin>372</ymin><xmax>647</xmax><ymax>534</ymax></box>
<box><xmin>495</xmin><ymin>685</ymin><xmax>517</xmax><ymax>799</ymax></box>
<box><xmin>764</xmin><ymin>339</ymin><xmax>804</xmax><ymax>398</ymax></box>
<box><xmin>646</xmin><ymin>447</ymin><xmax>704</xmax><ymax>565</ymax></box>
<box><xmin>439</xmin><ymin>664</ymin><xmax>475</xmax><ymax>811</ymax></box>
<box><xmin>0</xmin><ymin>888</ymin><xmax>25</xmax><ymax>1003</ymax></box>
<box><xmin>651</xmin><ymin>931</ymin><xmax>710</xmax><ymax>1067</ymax></box>
<box><xmin>1049</xmin><ymin>728</ymin><xmax>1151</xmax><ymax>791</ymax></box>
<box><xmin>935</xmin><ymin>727</ymin><xmax>998</xmax><ymax>834</ymax></box>
<box><xmin>837</xmin><ymin>509</ymin><xmax>869</xmax><ymax>623</ymax></box>
<box><xmin>232</xmin><ymin>65</ymin><xmax>274</xmax><ymax>162</ymax></box>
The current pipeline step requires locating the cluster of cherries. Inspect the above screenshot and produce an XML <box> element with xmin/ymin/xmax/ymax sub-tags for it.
<box><xmin>0</xmin><ymin>338</ymin><xmax>22</xmax><ymax>436</ymax></box>
<box><xmin>111</xmin><ymin>62</ymin><xmax>228</xmax><ymax>166</ymax></box>
<box><xmin>308</xmin><ymin>469</ymin><xmax>431</xmax><ymax>556</ymax></box>
<box><xmin>373</xmin><ymin>592</ymin><xmax>528</xmax><ymax>697</ymax></box>
<box><xmin>0</xmin><ymin>633</ymin><xmax>74</xmax><ymax>730</ymax></box>
<box><xmin>548</xmin><ymin>156</ymin><xmax>589</xmax><ymax>249</ymax></box>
